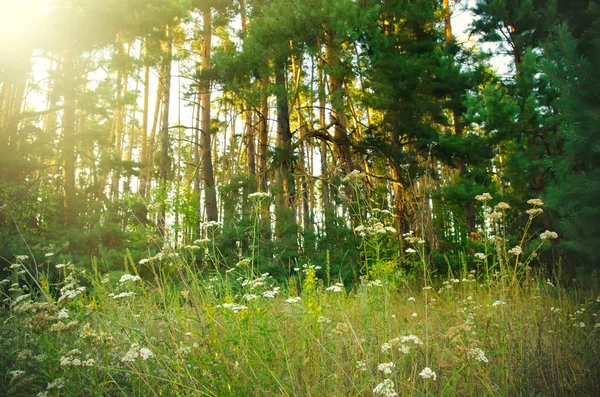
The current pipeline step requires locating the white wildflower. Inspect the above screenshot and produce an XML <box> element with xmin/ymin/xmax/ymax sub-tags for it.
<box><xmin>377</xmin><ymin>362</ymin><xmax>396</xmax><ymax>374</ymax></box>
<box><xmin>527</xmin><ymin>208</ymin><xmax>544</xmax><ymax>218</ymax></box>
<box><xmin>317</xmin><ymin>316</ymin><xmax>331</xmax><ymax>324</ymax></box>
<box><xmin>475</xmin><ymin>193</ymin><xmax>493</xmax><ymax>201</ymax></box>
<box><xmin>342</xmin><ymin>170</ymin><xmax>365</xmax><ymax>183</ymax></box>
<box><xmin>475</xmin><ymin>253</ymin><xmax>486</xmax><ymax>260</ymax></box>
<box><xmin>492</xmin><ymin>300</ymin><xmax>506</xmax><ymax>307</ymax></box>
<box><xmin>367</xmin><ymin>279</ymin><xmax>384</xmax><ymax>287</ymax></box>
<box><xmin>139</xmin><ymin>347</ymin><xmax>153</xmax><ymax>360</ymax></box>
<box><xmin>119</xmin><ymin>274</ymin><xmax>141</xmax><ymax>283</ymax></box>
<box><xmin>326</xmin><ymin>284</ymin><xmax>343</xmax><ymax>293</ymax></box>
<box><xmin>46</xmin><ymin>377</ymin><xmax>65</xmax><ymax>390</ymax></box>
<box><xmin>356</xmin><ymin>360</ymin><xmax>367</xmax><ymax>372</ymax></box>
<box><xmin>400</xmin><ymin>335</ymin><xmax>423</xmax><ymax>345</ymax></box>
<box><xmin>57</xmin><ymin>308</ymin><xmax>69</xmax><ymax>320</ymax></box>
<box><xmin>45</xmin><ymin>253</ymin><xmax>54</xmax><ymax>258</ymax></box>
<box><xmin>468</xmin><ymin>347</ymin><xmax>489</xmax><ymax>363</ymax></box>
<box><xmin>9</xmin><ymin>369</ymin><xmax>26</xmax><ymax>378</ymax></box>
<box><xmin>508</xmin><ymin>246</ymin><xmax>523</xmax><ymax>256</ymax></box>
<box><xmin>216</xmin><ymin>303</ymin><xmax>248</xmax><ymax>313</ymax></box>
<box><xmin>285</xmin><ymin>297</ymin><xmax>301</xmax><ymax>304</ymax></box>
<box><xmin>113</xmin><ymin>292</ymin><xmax>135</xmax><ymax>299</ymax></box>
<box><xmin>248</xmin><ymin>191</ymin><xmax>269</xmax><ymax>200</ymax></box>
<box><xmin>398</xmin><ymin>344</ymin><xmax>410</xmax><ymax>354</ymax></box>
<box><xmin>263</xmin><ymin>288</ymin><xmax>280</xmax><ymax>299</ymax></box>
<box><xmin>495</xmin><ymin>202</ymin><xmax>510</xmax><ymax>210</ymax></box>
<box><xmin>408</xmin><ymin>296</ymin><xmax>416</xmax><ymax>302</ymax></box>
<box><xmin>527</xmin><ymin>198</ymin><xmax>544</xmax><ymax>207</ymax></box>
<box><xmin>406</xmin><ymin>248</ymin><xmax>417</xmax><ymax>254</ymax></box>
<box><xmin>486</xmin><ymin>212</ymin><xmax>502</xmax><ymax>220</ymax></box>
<box><xmin>373</xmin><ymin>379</ymin><xmax>398</xmax><ymax>397</ymax></box>
<box><xmin>540</xmin><ymin>230</ymin><xmax>558</xmax><ymax>240</ymax></box>
<box><xmin>381</xmin><ymin>342</ymin><xmax>393</xmax><ymax>353</ymax></box>
<box><xmin>419</xmin><ymin>367</ymin><xmax>437</xmax><ymax>380</ymax></box>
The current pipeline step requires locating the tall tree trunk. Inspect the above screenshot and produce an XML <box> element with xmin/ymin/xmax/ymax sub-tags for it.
<box><xmin>140</xmin><ymin>61</ymin><xmax>164</xmax><ymax>199</ymax></box>
<box><xmin>239</xmin><ymin>0</ymin><xmax>256</xmax><ymax>182</ymax></box>
<box><xmin>275</xmin><ymin>60</ymin><xmax>295</xmax><ymax>209</ymax></box>
<box><xmin>158</xmin><ymin>27</ymin><xmax>173</xmax><ymax>236</ymax></box>
<box><xmin>325</xmin><ymin>29</ymin><xmax>352</xmax><ymax>173</ymax></box>
<box><xmin>318</xmin><ymin>42</ymin><xmax>332</xmax><ymax>234</ymax></box>
<box><xmin>125</xmin><ymin>42</ymin><xmax>143</xmax><ymax>194</ymax></box>
<box><xmin>139</xmin><ymin>40</ymin><xmax>151</xmax><ymax>198</ymax></box>
<box><xmin>200</xmin><ymin>9</ymin><xmax>219</xmax><ymax>222</ymax></box>
<box><xmin>194</xmin><ymin>86</ymin><xmax>202</xmax><ymax>234</ymax></box>
<box><xmin>274</xmin><ymin>58</ymin><xmax>297</xmax><ymax>261</ymax></box>
<box><xmin>61</xmin><ymin>52</ymin><xmax>77</xmax><ymax>226</ymax></box>
<box><xmin>258</xmin><ymin>75</ymin><xmax>269</xmax><ymax>192</ymax></box>
<box><xmin>111</xmin><ymin>46</ymin><xmax>125</xmax><ymax>200</ymax></box>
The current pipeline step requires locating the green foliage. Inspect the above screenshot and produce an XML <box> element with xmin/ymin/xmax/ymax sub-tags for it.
<box><xmin>543</xmin><ymin>23</ymin><xmax>600</xmax><ymax>262</ymax></box>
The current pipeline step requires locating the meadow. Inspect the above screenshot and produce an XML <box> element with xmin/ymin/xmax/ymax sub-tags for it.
<box><xmin>2</xmin><ymin>197</ymin><xmax>600</xmax><ymax>396</ymax></box>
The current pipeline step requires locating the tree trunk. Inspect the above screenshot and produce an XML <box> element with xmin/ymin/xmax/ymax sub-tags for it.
<box><xmin>275</xmin><ymin>60</ymin><xmax>295</xmax><ymax>209</ymax></box>
<box><xmin>158</xmin><ymin>27</ymin><xmax>173</xmax><ymax>236</ymax></box>
<box><xmin>325</xmin><ymin>29</ymin><xmax>352</xmax><ymax>173</ymax></box>
<box><xmin>318</xmin><ymin>42</ymin><xmax>332</xmax><ymax>234</ymax></box>
<box><xmin>258</xmin><ymin>75</ymin><xmax>270</xmax><ymax>193</ymax></box>
<box><xmin>139</xmin><ymin>40</ymin><xmax>151</xmax><ymax>198</ymax></box>
<box><xmin>61</xmin><ymin>52</ymin><xmax>77</xmax><ymax>226</ymax></box>
<box><xmin>200</xmin><ymin>9</ymin><xmax>219</xmax><ymax>222</ymax></box>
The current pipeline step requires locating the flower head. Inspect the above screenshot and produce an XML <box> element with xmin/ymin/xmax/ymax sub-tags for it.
<box><xmin>356</xmin><ymin>360</ymin><xmax>367</xmax><ymax>371</ymax></box>
<box><xmin>377</xmin><ymin>362</ymin><xmax>396</xmax><ymax>374</ymax></box>
<box><xmin>419</xmin><ymin>367</ymin><xmax>437</xmax><ymax>380</ymax></box>
<box><xmin>468</xmin><ymin>347</ymin><xmax>489</xmax><ymax>363</ymax></box>
<box><xmin>508</xmin><ymin>246</ymin><xmax>523</xmax><ymax>256</ymax></box>
<box><xmin>486</xmin><ymin>212</ymin><xmax>502</xmax><ymax>220</ymax></box>
<box><xmin>119</xmin><ymin>274</ymin><xmax>141</xmax><ymax>284</ymax></box>
<box><xmin>475</xmin><ymin>193</ymin><xmax>493</xmax><ymax>202</ymax></box>
<box><xmin>342</xmin><ymin>170</ymin><xmax>365</xmax><ymax>183</ymax></box>
<box><xmin>526</xmin><ymin>208</ymin><xmax>544</xmax><ymax>217</ymax></box>
<box><xmin>248</xmin><ymin>191</ymin><xmax>269</xmax><ymax>201</ymax></box>
<box><xmin>373</xmin><ymin>379</ymin><xmax>398</xmax><ymax>397</ymax></box>
<box><xmin>540</xmin><ymin>230</ymin><xmax>558</xmax><ymax>240</ymax></box>
<box><xmin>527</xmin><ymin>198</ymin><xmax>544</xmax><ymax>207</ymax></box>
<box><xmin>495</xmin><ymin>202</ymin><xmax>510</xmax><ymax>210</ymax></box>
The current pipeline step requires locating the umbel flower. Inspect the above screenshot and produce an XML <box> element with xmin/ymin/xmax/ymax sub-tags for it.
<box><xmin>540</xmin><ymin>230</ymin><xmax>558</xmax><ymax>240</ymax></box>
<box><xmin>419</xmin><ymin>367</ymin><xmax>437</xmax><ymax>380</ymax></box>
<box><xmin>373</xmin><ymin>379</ymin><xmax>398</xmax><ymax>396</ymax></box>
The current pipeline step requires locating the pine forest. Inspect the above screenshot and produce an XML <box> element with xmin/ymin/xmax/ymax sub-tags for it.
<box><xmin>1</xmin><ymin>1</ymin><xmax>600</xmax><ymax>396</ymax></box>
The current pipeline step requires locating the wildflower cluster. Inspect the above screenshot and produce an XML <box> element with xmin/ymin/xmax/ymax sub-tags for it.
<box><xmin>60</xmin><ymin>349</ymin><xmax>95</xmax><ymax>367</ymax></box>
<box><xmin>354</xmin><ymin>218</ymin><xmax>396</xmax><ymax>237</ymax></box>
<box><xmin>373</xmin><ymin>379</ymin><xmax>398</xmax><ymax>397</ymax></box>
<box><xmin>122</xmin><ymin>343</ymin><xmax>154</xmax><ymax>363</ymax></box>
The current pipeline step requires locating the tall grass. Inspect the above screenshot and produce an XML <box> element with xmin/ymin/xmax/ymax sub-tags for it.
<box><xmin>1</xmin><ymin>195</ymin><xmax>600</xmax><ymax>396</ymax></box>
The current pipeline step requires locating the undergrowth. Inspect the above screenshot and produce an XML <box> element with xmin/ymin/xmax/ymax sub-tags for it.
<box><xmin>1</xmin><ymin>193</ymin><xmax>599</xmax><ymax>396</ymax></box>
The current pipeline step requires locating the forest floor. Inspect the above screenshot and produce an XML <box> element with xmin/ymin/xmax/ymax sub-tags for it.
<box><xmin>1</xmin><ymin>254</ymin><xmax>599</xmax><ymax>396</ymax></box>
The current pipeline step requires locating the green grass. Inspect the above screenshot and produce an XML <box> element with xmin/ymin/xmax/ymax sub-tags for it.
<box><xmin>1</xmin><ymin>257</ymin><xmax>599</xmax><ymax>396</ymax></box>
